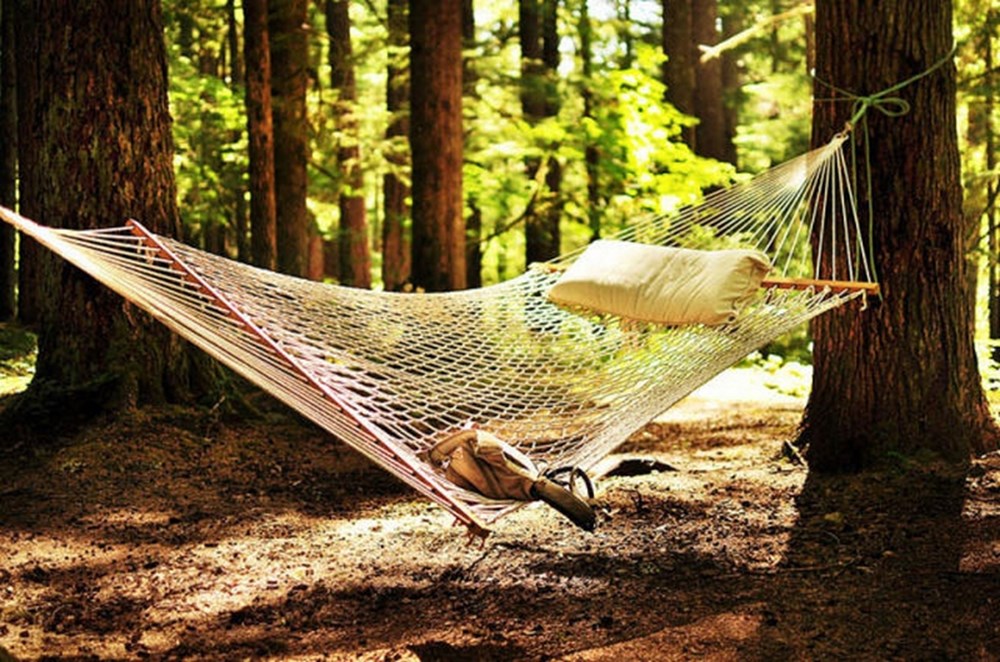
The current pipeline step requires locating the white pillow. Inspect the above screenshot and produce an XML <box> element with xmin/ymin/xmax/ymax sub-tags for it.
<box><xmin>547</xmin><ymin>240</ymin><xmax>771</xmax><ymax>325</ymax></box>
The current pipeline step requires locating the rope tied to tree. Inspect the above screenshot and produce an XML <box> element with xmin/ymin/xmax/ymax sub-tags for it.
<box><xmin>812</xmin><ymin>45</ymin><xmax>958</xmax><ymax>294</ymax></box>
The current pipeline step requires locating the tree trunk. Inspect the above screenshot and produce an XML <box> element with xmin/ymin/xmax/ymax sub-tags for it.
<box><xmin>520</xmin><ymin>0</ymin><xmax>560</xmax><ymax>265</ymax></box>
<box><xmin>662</xmin><ymin>0</ymin><xmax>696</xmax><ymax>148</ymax></box>
<box><xmin>14</xmin><ymin>0</ymin><xmax>217</xmax><ymax>410</ymax></box>
<box><xmin>800</xmin><ymin>0</ymin><xmax>1000</xmax><ymax>468</ymax></box>
<box><xmin>382</xmin><ymin>0</ymin><xmax>410</xmax><ymax>290</ymax></box>
<box><xmin>327</xmin><ymin>0</ymin><xmax>371</xmax><ymax>289</ymax></box>
<box><xmin>226</xmin><ymin>0</ymin><xmax>244</xmax><ymax>86</ymax></box>
<box><xmin>0</xmin><ymin>0</ymin><xmax>16</xmax><ymax>321</ymax></box>
<box><xmin>409</xmin><ymin>0</ymin><xmax>465</xmax><ymax>291</ymax></box>
<box><xmin>244</xmin><ymin>0</ymin><xmax>277</xmax><ymax>270</ymax></box>
<box><xmin>462</xmin><ymin>0</ymin><xmax>483</xmax><ymax>289</ymax></box>
<box><xmin>580</xmin><ymin>0</ymin><xmax>601</xmax><ymax>241</ymax></box>
<box><xmin>269</xmin><ymin>0</ymin><xmax>310</xmax><ymax>277</ymax></box>
<box><xmin>692</xmin><ymin>0</ymin><xmax>733</xmax><ymax>163</ymax></box>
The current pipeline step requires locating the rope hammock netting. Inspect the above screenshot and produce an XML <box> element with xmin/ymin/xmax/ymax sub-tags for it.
<box><xmin>0</xmin><ymin>131</ymin><xmax>878</xmax><ymax>535</ymax></box>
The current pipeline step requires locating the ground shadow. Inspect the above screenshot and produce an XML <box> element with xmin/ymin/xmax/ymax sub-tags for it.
<box><xmin>754</xmin><ymin>465</ymin><xmax>1000</xmax><ymax>659</ymax></box>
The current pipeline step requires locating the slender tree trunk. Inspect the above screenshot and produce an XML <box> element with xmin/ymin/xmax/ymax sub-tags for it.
<box><xmin>662</xmin><ymin>0</ymin><xmax>696</xmax><ymax>148</ymax></box>
<box><xmin>0</xmin><ymin>0</ymin><xmax>16</xmax><ymax>321</ymax></box>
<box><xmin>382</xmin><ymin>0</ymin><xmax>410</xmax><ymax>290</ymax></box>
<box><xmin>410</xmin><ymin>0</ymin><xmax>465</xmax><ymax>291</ymax></box>
<box><xmin>14</xmin><ymin>0</ymin><xmax>217</xmax><ymax>411</ymax></box>
<box><xmin>984</xmin><ymin>13</ymin><xmax>999</xmax><ymax>363</ymax></box>
<box><xmin>520</xmin><ymin>0</ymin><xmax>560</xmax><ymax>265</ymax></box>
<box><xmin>692</xmin><ymin>0</ymin><xmax>733</xmax><ymax>163</ymax></box>
<box><xmin>269</xmin><ymin>0</ymin><xmax>310</xmax><ymax>277</ymax></box>
<box><xmin>227</xmin><ymin>0</ymin><xmax>244</xmax><ymax>86</ymax></box>
<box><xmin>227</xmin><ymin>0</ymin><xmax>249</xmax><ymax>263</ymax></box>
<box><xmin>536</xmin><ymin>0</ymin><xmax>561</xmax><ymax>261</ymax></box>
<box><xmin>245</xmin><ymin>0</ymin><xmax>277</xmax><ymax>270</ymax></box>
<box><xmin>13</xmin><ymin>0</ymin><xmax>40</xmax><ymax>325</ymax></box>
<box><xmin>800</xmin><ymin>0</ymin><xmax>1000</xmax><ymax>467</ymax></box>
<box><xmin>581</xmin><ymin>0</ymin><xmax>601</xmax><ymax>241</ymax></box>
<box><xmin>462</xmin><ymin>0</ymin><xmax>483</xmax><ymax>289</ymax></box>
<box><xmin>328</xmin><ymin>0</ymin><xmax>371</xmax><ymax>288</ymax></box>
<box><xmin>720</xmin><ymin>5</ymin><xmax>742</xmax><ymax>166</ymax></box>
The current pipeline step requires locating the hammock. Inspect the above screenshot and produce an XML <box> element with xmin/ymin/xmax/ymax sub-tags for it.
<box><xmin>0</xmin><ymin>132</ymin><xmax>877</xmax><ymax>534</ymax></box>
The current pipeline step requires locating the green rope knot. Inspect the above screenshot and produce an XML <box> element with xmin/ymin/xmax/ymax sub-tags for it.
<box><xmin>813</xmin><ymin>45</ymin><xmax>958</xmax><ymax>297</ymax></box>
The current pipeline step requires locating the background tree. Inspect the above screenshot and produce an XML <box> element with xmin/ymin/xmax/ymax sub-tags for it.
<box><xmin>799</xmin><ymin>0</ymin><xmax>1000</xmax><ymax>468</ymax></box>
<box><xmin>13</xmin><ymin>0</ymin><xmax>216</xmax><ymax>411</ymax></box>
<box><xmin>328</xmin><ymin>0</ymin><xmax>371</xmax><ymax>288</ymax></box>
<box><xmin>382</xmin><ymin>0</ymin><xmax>410</xmax><ymax>290</ymax></box>
<box><xmin>520</xmin><ymin>0</ymin><xmax>562</xmax><ymax>264</ymax></box>
<box><xmin>692</xmin><ymin>0</ymin><xmax>734</xmax><ymax>163</ymax></box>
<box><xmin>661</xmin><ymin>0</ymin><xmax>696</xmax><ymax>148</ymax></box>
<box><xmin>269</xmin><ymin>0</ymin><xmax>310</xmax><ymax>277</ymax></box>
<box><xmin>0</xmin><ymin>0</ymin><xmax>15</xmax><ymax>321</ymax></box>
<box><xmin>244</xmin><ymin>0</ymin><xmax>278</xmax><ymax>270</ymax></box>
<box><xmin>409</xmin><ymin>0</ymin><xmax>465</xmax><ymax>291</ymax></box>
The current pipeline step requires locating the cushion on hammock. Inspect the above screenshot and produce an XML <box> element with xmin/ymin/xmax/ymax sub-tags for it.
<box><xmin>547</xmin><ymin>239</ymin><xmax>771</xmax><ymax>325</ymax></box>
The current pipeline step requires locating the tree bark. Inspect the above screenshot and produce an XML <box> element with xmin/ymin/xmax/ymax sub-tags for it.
<box><xmin>382</xmin><ymin>0</ymin><xmax>410</xmax><ymax>290</ymax></box>
<box><xmin>327</xmin><ymin>0</ymin><xmax>371</xmax><ymax>288</ymax></box>
<box><xmin>409</xmin><ymin>0</ymin><xmax>465</xmax><ymax>291</ymax></box>
<box><xmin>800</xmin><ymin>0</ymin><xmax>1000</xmax><ymax>468</ymax></box>
<box><xmin>226</xmin><ymin>0</ymin><xmax>244</xmax><ymax>86</ymax></box>
<box><xmin>520</xmin><ymin>0</ymin><xmax>560</xmax><ymax>265</ymax></box>
<box><xmin>662</xmin><ymin>0</ymin><xmax>696</xmax><ymax>148</ymax></box>
<box><xmin>269</xmin><ymin>0</ymin><xmax>310</xmax><ymax>277</ymax></box>
<box><xmin>14</xmin><ymin>0</ymin><xmax>217</xmax><ymax>410</ymax></box>
<box><xmin>580</xmin><ymin>0</ymin><xmax>601</xmax><ymax>241</ymax></box>
<box><xmin>462</xmin><ymin>0</ymin><xmax>483</xmax><ymax>289</ymax></box>
<box><xmin>244</xmin><ymin>0</ymin><xmax>277</xmax><ymax>270</ymax></box>
<box><xmin>0</xmin><ymin>0</ymin><xmax>16</xmax><ymax>321</ymax></box>
<box><xmin>692</xmin><ymin>0</ymin><xmax>733</xmax><ymax>163</ymax></box>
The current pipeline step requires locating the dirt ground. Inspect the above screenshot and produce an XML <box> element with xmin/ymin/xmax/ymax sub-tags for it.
<box><xmin>1</xmin><ymin>372</ymin><xmax>998</xmax><ymax>661</ymax></box>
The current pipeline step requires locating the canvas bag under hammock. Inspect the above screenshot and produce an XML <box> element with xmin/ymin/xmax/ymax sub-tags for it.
<box><xmin>428</xmin><ymin>430</ymin><xmax>596</xmax><ymax>531</ymax></box>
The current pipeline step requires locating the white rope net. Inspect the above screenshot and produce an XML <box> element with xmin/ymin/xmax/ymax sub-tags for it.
<box><xmin>0</xmin><ymin>133</ymin><xmax>875</xmax><ymax>531</ymax></box>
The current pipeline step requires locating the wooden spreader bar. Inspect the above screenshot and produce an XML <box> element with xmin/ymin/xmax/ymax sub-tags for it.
<box><xmin>762</xmin><ymin>276</ymin><xmax>880</xmax><ymax>295</ymax></box>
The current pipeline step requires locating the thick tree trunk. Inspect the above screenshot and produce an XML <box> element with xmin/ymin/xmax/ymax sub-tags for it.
<box><xmin>0</xmin><ymin>0</ymin><xmax>16</xmax><ymax>321</ymax></box>
<box><xmin>692</xmin><ymin>0</ymin><xmax>733</xmax><ymax>164</ymax></box>
<box><xmin>662</xmin><ymin>0</ymin><xmax>696</xmax><ymax>148</ymax></box>
<box><xmin>382</xmin><ymin>0</ymin><xmax>410</xmax><ymax>291</ymax></box>
<box><xmin>800</xmin><ymin>0</ymin><xmax>1000</xmax><ymax>468</ymax></box>
<box><xmin>269</xmin><ymin>0</ymin><xmax>310</xmax><ymax>277</ymax></box>
<box><xmin>328</xmin><ymin>0</ymin><xmax>371</xmax><ymax>289</ymax></box>
<box><xmin>14</xmin><ymin>0</ymin><xmax>216</xmax><ymax>409</ymax></box>
<box><xmin>409</xmin><ymin>0</ymin><xmax>465</xmax><ymax>291</ymax></box>
<box><xmin>244</xmin><ymin>0</ymin><xmax>277</xmax><ymax>270</ymax></box>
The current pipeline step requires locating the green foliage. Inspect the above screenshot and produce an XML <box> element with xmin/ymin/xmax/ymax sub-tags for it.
<box><xmin>163</xmin><ymin>0</ymin><xmax>247</xmax><ymax>251</ymax></box>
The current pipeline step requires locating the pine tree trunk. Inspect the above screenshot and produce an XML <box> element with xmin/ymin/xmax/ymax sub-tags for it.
<box><xmin>662</xmin><ymin>0</ymin><xmax>696</xmax><ymax>148</ymax></box>
<box><xmin>269</xmin><ymin>0</ymin><xmax>310</xmax><ymax>277</ymax></box>
<box><xmin>13</xmin><ymin>1</ymin><xmax>40</xmax><ymax>326</ymax></box>
<box><xmin>14</xmin><ymin>0</ymin><xmax>217</xmax><ymax>410</ymax></box>
<box><xmin>580</xmin><ymin>0</ymin><xmax>601</xmax><ymax>241</ymax></box>
<box><xmin>328</xmin><ymin>0</ymin><xmax>371</xmax><ymax>289</ymax></box>
<box><xmin>692</xmin><ymin>0</ymin><xmax>733</xmax><ymax>163</ymax></box>
<box><xmin>410</xmin><ymin>0</ymin><xmax>465</xmax><ymax>291</ymax></box>
<box><xmin>800</xmin><ymin>0</ymin><xmax>1000</xmax><ymax>468</ymax></box>
<box><xmin>244</xmin><ymin>0</ymin><xmax>277</xmax><ymax>270</ymax></box>
<box><xmin>0</xmin><ymin>0</ymin><xmax>16</xmax><ymax>321</ymax></box>
<box><xmin>520</xmin><ymin>0</ymin><xmax>560</xmax><ymax>265</ymax></box>
<box><xmin>462</xmin><ymin>0</ymin><xmax>483</xmax><ymax>289</ymax></box>
<box><xmin>382</xmin><ymin>0</ymin><xmax>410</xmax><ymax>291</ymax></box>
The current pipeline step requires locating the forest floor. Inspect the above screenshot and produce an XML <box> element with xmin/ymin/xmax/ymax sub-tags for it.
<box><xmin>1</xmin><ymin>364</ymin><xmax>999</xmax><ymax>661</ymax></box>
